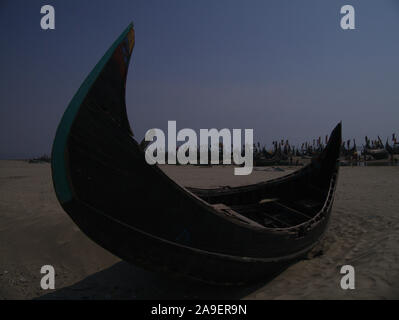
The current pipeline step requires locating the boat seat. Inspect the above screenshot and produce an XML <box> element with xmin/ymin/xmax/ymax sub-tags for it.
<box><xmin>212</xmin><ymin>204</ymin><xmax>264</xmax><ymax>228</ymax></box>
<box><xmin>258</xmin><ymin>198</ymin><xmax>279</xmax><ymax>205</ymax></box>
<box><xmin>272</xmin><ymin>201</ymin><xmax>312</xmax><ymax>220</ymax></box>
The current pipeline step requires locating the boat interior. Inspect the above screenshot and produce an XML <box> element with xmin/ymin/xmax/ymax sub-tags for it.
<box><xmin>188</xmin><ymin>167</ymin><xmax>336</xmax><ymax>229</ymax></box>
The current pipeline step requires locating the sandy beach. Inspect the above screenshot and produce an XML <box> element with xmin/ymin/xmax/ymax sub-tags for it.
<box><xmin>0</xmin><ymin>160</ymin><xmax>398</xmax><ymax>299</ymax></box>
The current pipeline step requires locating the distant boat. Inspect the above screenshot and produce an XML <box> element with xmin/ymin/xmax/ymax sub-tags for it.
<box><xmin>51</xmin><ymin>24</ymin><xmax>342</xmax><ymax>284</ymax></box>
<box><xmin>363</xmin><ymin>146</ymin><xmax>389</xmax><ymax>160</ymax></box>
<box><xmin>386</xmin><ymin>140</ymin><xmax>399</xmax><ymax>155</ymax></box>
<box><xmin>362</xmin><ymin>136</ymin><xmax>389</xmax><ymax>160</ymax></box>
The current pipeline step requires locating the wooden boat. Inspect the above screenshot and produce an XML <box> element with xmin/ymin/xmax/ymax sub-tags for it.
<box><xmin>51</xmin><ymin>24</ymin><xmax>342</xmax><ymax>284</ymax></box>
<box><xmin>386</xmin><ymin>140</ymin><xmax>399</xmax><ymax>155</ymax></box>
<box><xmin>341</xmin><ymin>139</ymin><xmax>357</xmax><ymax>160</ymax></box>
<box><xmin>363</xmin><ymin>148</ymin><xmax>388</xmax><ymax>160</ymax></box>
<box><xmin>362</xmin><ymin>136</ymin><xmax>389</xmax><ymax>160</ymax></box>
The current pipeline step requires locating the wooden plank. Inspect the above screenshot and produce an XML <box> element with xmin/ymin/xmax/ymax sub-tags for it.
<box><xmin>212</xmin><ymin>204</ymin><xmax>264</xmax><ymax>228</ymax></box>
<box><xmin>273</xmin><ymin>201</ymin><xmax>312</xmax><ymax>220</ymax></box>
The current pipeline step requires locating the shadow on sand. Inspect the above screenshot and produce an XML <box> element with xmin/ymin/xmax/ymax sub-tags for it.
<box><xmin>37</xmin><ymin>261</ymin><xmax>279</xmax><ymax>300</ymax></box>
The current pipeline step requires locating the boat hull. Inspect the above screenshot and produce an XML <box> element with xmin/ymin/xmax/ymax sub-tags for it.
<box><xmin>62</xmin><ymin>195</ymin><xmax>333</xmax><ymax>284</ymax></box>
<box><xmin>364</xmin><ymin>148</ymin><xmax>389</xmax><ymax>160</ymax></box>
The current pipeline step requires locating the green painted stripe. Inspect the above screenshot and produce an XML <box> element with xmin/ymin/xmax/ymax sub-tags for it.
<box><xmin>51</xmin><ymin>23</ymin><xmax>134</xmax><ymax>204</ymax></box>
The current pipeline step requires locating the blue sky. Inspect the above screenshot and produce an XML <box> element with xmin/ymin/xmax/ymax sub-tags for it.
<box><xmin>1</xmin><ymin>0</ymin><xmax>399</xmax><ymax>158</ymax></box>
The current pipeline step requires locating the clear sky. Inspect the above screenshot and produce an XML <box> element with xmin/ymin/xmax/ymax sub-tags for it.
<box><xmin>1</xmin><ymin>0</ymin><xmax>398</xmax><ymax>158</ymax></box>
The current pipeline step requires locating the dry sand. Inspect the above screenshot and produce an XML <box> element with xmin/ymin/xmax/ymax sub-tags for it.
<box><xmin>0</xmin><ymin>160</ymin><xmax>398</xmax><ymax>299</ymax></box>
